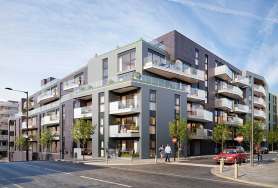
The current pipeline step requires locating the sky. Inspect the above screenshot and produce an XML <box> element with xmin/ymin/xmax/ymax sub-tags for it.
<box><xmin>0</xmin><ymin>0</ymin><xmax>278</xmax><ymax>101</ymax></box>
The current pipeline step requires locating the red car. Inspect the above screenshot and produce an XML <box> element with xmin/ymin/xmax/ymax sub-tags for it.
<box><xmin>213</xmin><ymin>148</ymin><xmax>248</xmax><ymax>164</ymax></box>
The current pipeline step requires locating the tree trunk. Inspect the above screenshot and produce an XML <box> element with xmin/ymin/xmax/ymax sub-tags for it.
<box><xmin>272</xmin><ymin>143</ymin><xmax>274</xmax><ymax>151</ymax></box>
<box><xmin>177</xmin><ymin>141</ymin><xmax>180</xmax><ymax>161</ymax></box>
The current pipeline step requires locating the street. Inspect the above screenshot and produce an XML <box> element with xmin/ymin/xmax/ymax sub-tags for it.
<box><xmin>0</xmin><ymin>160</ymin><xmax>261</xmax><ymax>188</ymax></box>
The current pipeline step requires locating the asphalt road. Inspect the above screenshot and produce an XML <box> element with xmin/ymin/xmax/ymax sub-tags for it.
<box><xmin>0</xmin><ymin>160</ymin><xmax>261</xmax><ymax>188</ymax></box>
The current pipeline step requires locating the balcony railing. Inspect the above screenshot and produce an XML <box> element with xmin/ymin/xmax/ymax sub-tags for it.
<box><xmin>233</xmin><ymin>104</ymin><xmax>250</xmax><ymax>113</ymax></box>
<box><xmin>254</xmin><ymin>109</ymin><xmax>266</xmax><ymax>120</ymax></box>
<box><xmin>214</xmin><ymin>65</ymin><xmax>233</xmax><ymax>81</ymax></box>
<box><xmin>22</xmin><ymin>122</ymin><xmax>27</xmax><ymax>129</ymax></box>
<box><xmin>215</xmin><ymin>98</ymin><xmax>233</xmax><ymax>111</ymax></box>
<box><xmin>37</xmin><ymin>90</ymin><xmax>58</xmax><ymax>103</ymax></box>
<box><xmin>109</xmin><ymin>124</ymin><xmax>140</xmax><ymax>138</ymax></box>
<box><xmin>187</xmin><ymin>109</ymin><xmax>213</xmax><ymax>122</ymax></box>
<box><xmin>110</xmin><ymin>100</ymin><xmax>139</xmax><ymax>115</ymax></box>
<box><xmin>254</xmin><ymin>97</ymin><xmax>266</xmax><ymax>108</ymax></box>
<box><xmin>254</xmin><ymin>84</ymin><xmax>266</xmax><ymax>97</ymax></box>
<box><xmin>74</xmin><ymin>106</ymin><xmax>92</xmax><ymax>119</ymax></box>
<box><xmin>0</xmin><ymin>145</ymin><xmax>8</xmax><ymax>151</ymax></box>
<box><xmin>190</xmin><ymin>128</ymin><xmax>212</xmax><ymax>140</ymax></box>
<box><xmin>218</xmin><ymin>116</ymin><xmax>243</xmax><ymax>126</ymax></box>
<box><xmin>0</xmin><ymin>135</ymin><xmax>8</xmax><ymax>140</ymax></box>
<box><xmin>144</xmin><ymin>56</ymin><xmax>204</xmax><ymax>83</ymax></box>
<box><xmin>217</xmin><ymin>83</ymin><xmax>243</xmax><ymax>99</ymax></box>
<box><xmin>186</xmin><ymin>87</ymin><xmax>206</xmax><ymax>101</ymax></box>
<box><xmin>63</xmin><ymin>79</ymin><xmax>84</xmax><ymax>91</ymax></box>
<box><xmin>41</xmin><ymin>115</ymin><xmax>60</xmax><ymax>126</ymax></box>
<box><xmin>52</xmin><ymin>132</ymin><xmax>60</xmax><ymax>140</ymax></box>
<box><xmin>233</xmin><ymin>75</ymin><xmax>249</xmax><ymax>87</ymax></box>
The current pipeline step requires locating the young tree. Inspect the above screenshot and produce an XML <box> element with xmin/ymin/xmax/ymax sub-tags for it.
<box><xmin>212</xmin><ymin>124</ymin><xmax>230</xmax><ymax>152</ymax></box>
<box><xmin>71</xmin><ymin>118</ymin><xmax>95</xmax><ymax>160</ymax></box>
<box><xmin>268</xmin><ymin>130</ymin><xmax>276</xmax><ymax>151</ymax></box>
<box><xmin>40</xmin><ymin>129</ymin><xmax>53</xmax><ymax>153</ymax></box>
<box><xmin>15</xmin><ymin>135</ymin><xmax>28</xmax><ymax>151</ymax></box>
<box><xmin>237</xmin><ymin>120</ymin><xmax>265</xmax><ymax>145</ymax></box>
<box><xmin>168</xmin><ymin>118</ymin><xmax>187</xmax><ymax>160</ymax></box>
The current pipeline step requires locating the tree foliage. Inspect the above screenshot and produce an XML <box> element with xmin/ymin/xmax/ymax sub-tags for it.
<box><xmin>168</xmin><ymin>118</ymin><xmax>187</xmax><ymax>159</ymax></box>
<box><xmin>212</xmin><ymin>124</ymin><xmax>230</xmax><ymax>152</ymax></box>
<box><xmin>268</xmin><ymin>129</ymin><xmax>278</xmax><ymax>151</ymax></box>
<box><xmin>15</xmin><ymin>135</ymin><xmax>28</xmax><ymax>151</ymax></box>
<box><xmin>237</xmin><ymin>120</ymin><xmax>265</xmax><ymax>145</ymax></box>
<box><xmin>40</xmin><ymin>129</ymin><xmax>53</xmax><ymax>152</ymax></box>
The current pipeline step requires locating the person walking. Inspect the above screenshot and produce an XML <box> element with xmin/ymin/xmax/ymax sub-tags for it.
<box><xmin>159</xmin><ymin>145</ymin><xmax>164</xmax><ymax>160</ymax></box>
<box><xmin>164</xmin><ymin>144</ymin><xmax>172</xmax><ymax>162</ymax></box>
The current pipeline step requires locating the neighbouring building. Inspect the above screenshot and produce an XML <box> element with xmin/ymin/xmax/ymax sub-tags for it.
<box><xmin>0</xmin><ymin>101</ymin><xmax>18</xmax><ymax>157</ymax></box>
<box><xmin>268</xmin><ymin>93</ymin><xmax>277</xmax><ymax>131</ymax></box>
<box><xmin>12</xmin><ymin>30</ymin><xmax>270</xmax><ymax>159</ymax></box>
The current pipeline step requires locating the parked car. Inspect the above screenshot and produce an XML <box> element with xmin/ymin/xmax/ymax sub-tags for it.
<box><xmin>260</xmin><ymin>147</ymin><xmax>269</xmax><ymax>154</ymax></box>
<box><xmin>213</xmin><ymin>148</ymin><xmax>248</xmax><ymax>164</ymax></box>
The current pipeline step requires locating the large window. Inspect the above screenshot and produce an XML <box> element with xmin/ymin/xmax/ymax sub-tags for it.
<box><xmin>147</xmin><ymin>49</ymin><xmax>165</xmax><ymax>65</ymax></box>
<box><xmin>118</xmin><ymin>49</ymin><xmax>136</xmax><ymax>72</ymax></box>
<box><xmin>102</xmin><ymin>58</ymin><xmax>108</xmax><ymax>84</ymax></box>
<box><xmin>149</xmin><ymin>90</ymin><xmax>157</xmax><ymax>158</ymax></box>
<box><xmin>175</xmin><ymin>94</ymin><xmax>181</xmax><ymax>120</ymax></box>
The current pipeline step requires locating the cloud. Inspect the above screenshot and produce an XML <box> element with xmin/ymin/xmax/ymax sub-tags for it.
<box><xmin>170</xmin><ymin>0</ymin><xmax>278</xmax><ymax>24</ymax></box>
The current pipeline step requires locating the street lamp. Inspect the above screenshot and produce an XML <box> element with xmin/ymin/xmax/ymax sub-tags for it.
<box><xmin>5</xmin><ymin>87</ymin><xmax>29</xmax><ymax>161</ymax></box>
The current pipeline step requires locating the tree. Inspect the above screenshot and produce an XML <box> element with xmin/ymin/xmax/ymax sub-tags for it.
<box><xmin>40</xmin><ymin>129</ymin><xmax>53</xmax><ymax>153</ymax></box>
<box><xmin>237</xmin><ymin>120</ymin><xmax>265</xmax><ymax>145</ymax></box>
<box><xmin>168</xmin><ymin>118</ymin><xmax>187</xmax><ymax>160</ymax></box>
<box><xmin>15</xmin><ymin>135</ymin><xmax>28</xmax><ymax>151</ymax></box>
<box><xmin>71</xmin><ymin>118</ymin><xmax>95</xmax><ymax>160</ymax></box>
<box><xmin>268</xmin><ymin>129</ymin><xmax>278</xmax><ymax>151</ymax></box>
<box><xmin>212</xmin><ymin>124</ymin><xmax>230</xmax><ymax>152</ymax></box>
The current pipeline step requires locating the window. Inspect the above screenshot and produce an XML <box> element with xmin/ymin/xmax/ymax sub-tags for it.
<box><xmin>205</xmin><ymin>54</ymin><xmax>208</xmax><ymax>70</ymax></box>
<box><xmin>118</xmin><ymin>49</ymin><xmax>136</xmax><ymax>72</ymax></box>
<box><xmin>149</xmin><ymin>90</ymin><xmax>157</xmax><ymax>157</ymax></box>
<box><xmin>102</xmin><ymin>58</ymin><xmax>108</xmax><ymax>84</ymax></box>
<box><xmin>147</xmin><ymin>49</ymin><xmax>165</xmax><ymax>65</ymax></box>
<box><xmin>175</xmin><ymin>94</ymin><xmax>181</xmax><ymax>119</ymax></box>
<box><xmin>195</xmin><ymin>49</ymin><xmax>199</xmax><ymax>66</ymax></box>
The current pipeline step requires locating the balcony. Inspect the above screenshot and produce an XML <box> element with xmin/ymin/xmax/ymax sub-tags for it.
<box><xmin>21</xmin><ymin>121</ymin><xmax>37</xmax><ymax>129</ymax></box>
<box><xmin>144</xmin><ymin>57</ymin><xmax>204</xmax><ymax>83</ymax></box>
<box><xmin>254</xmin><ymin>109</ymin><xmax>266</xmax><ymax>120</ymax></box>
<box><xmin>186</xmin><ymin>87</ymin><xmax>206</xmax><ymax>102</ymax></box>
<box><xmin>23</xmin><ymin>100</ymin><xmax>35</xmax><ymax>110</ymax></box>
<box><xmin>0</xmin><ymin>124</ymin><xmax>8</xmax><ymax>130</ymax></box>
<box><xmin>0</xmin><ymin>135</ymin><xmax>8</xmax><ymax>140</ymax></box>
<box><xmin>41</xmin><ymin>115</ymin><xmax>59</xmax><ymax>126</ymax></box>
<box><xmin>254</xmin><ymin>97</ymin><xmax>266</xmax><ymax>108</ymax></box>
<box><xmin>28</xmin><ymin>134</ymin><xmax>37</xmax><ymax>142</ymax></box>
<box><xmin>187</xmin><ymin>109</ymin><xmax>213</xmax><ymax>122</ymax></box>
<box><xmin>74</xmin><ymin>106</ymin><xmax>92</xmax><ymax>119</ymax></box>
<box><xmin>232</xmin><ymin>76</ymin><xmax>249</xmax><ymax>87</ymax></box>
<box><xmin>214</xmin><ymin>65</ymin><xmax>233</xmax><ymax>81</ymax></box>
<box><xmin>22</xmin><ymin>122</ymin><xmax>27</xmax><ymax>129</ymax></box>
<box><xmin>109</xmin><ymin>100</ymin><xmax>139</xmax><ymax>115</ymax></box>
<box><xmin>63</xmin><ymin>79</ymin><xmax>84</xmax><ymax>91</ymax></box>
<box><xmin>254</xmin><ymin>84</ymin><xmax>266</xmax><ymax>97</ymax></box>
<box><xmin>226</xmin><ymin>116</ymin><xmax>243</xmax><ymax>126</ymax></box>
<box><xmin>233</xmin><ymin>104</ymin><xmax>250</xmax><ymax>114</ymax></box>
<box><xmin>9</xmin><ymin>136</ymin><xmax>15</xmax><ymax>142</ymax></box>
<box><xmin>217</xmin><ymin>83</ymin><xmax>243</xmax><ymax>99</ymax></box>
<box><xmin>37</xmin><ymin>90</ymin><xmax>58</xmax><ymax>104</ymax></box>
<box><xmin>109</xmin><ymin>125</ymin><xmax>140</xmax><ymax>138</ymax></box>
<box><xmin>0</xmin><ymin>146</ymin><xmax>8</xmax><ymax>151</ymax></box>
<box><xmin>190</xmin><ymin>128</ymin><xmax>212</xmax><ymax>140</ymax></box>
<box><xmin>52</xmin><ymin>132</ymin><xmax>60</xmax><ymax>140</ymax></box>
<box><xmin>215</xmin><ymin>98</ymin><xmax>233</xmax><ymax>111</ymax></box>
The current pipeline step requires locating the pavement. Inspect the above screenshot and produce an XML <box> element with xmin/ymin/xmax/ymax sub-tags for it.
<box><xmin>0</xmin><ymin>160</ymin><xmax>258</xmax><ymax>188</ymax></box>
<box><xmin>211</xmin><ymin>153</ymin><xmax>278</xmax><ymax>188</ymax></box>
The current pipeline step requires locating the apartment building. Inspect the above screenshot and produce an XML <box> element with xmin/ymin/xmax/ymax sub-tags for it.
<box><xmin>0</xmin><ymin>101</ymin><xmax>18</xmax><ymax>157</ymax></box>
<box><xmin>268</xmin><ymin>93</ymin><xmax>277</xmax><ymax>131</ymax></box>
<box><xmin>12</xmin><ymin>30</ymin><xmax>269</xmax><ymax>159</ymax></box>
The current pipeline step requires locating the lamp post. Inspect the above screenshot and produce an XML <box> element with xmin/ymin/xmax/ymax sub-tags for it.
<box><xmin>5</xmin><ymin>87</ymin><xmax>29</xmax><ymax>161</ymax></box>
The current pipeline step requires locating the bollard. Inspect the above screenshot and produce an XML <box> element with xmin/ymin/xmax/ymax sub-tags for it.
<box><xmin>219</xmin><ymin>158</ymin><xmax>224</xmax><ymax>173</ymax></box>
<box><xmin>155</xmin><ymin>155</ymin><xmax>157</xmax><ymax>164</ymax></box>
<box><xmin>234</xmin><ymin>160</ymin><xmax>238</xmax><ymax>179</ymax></box>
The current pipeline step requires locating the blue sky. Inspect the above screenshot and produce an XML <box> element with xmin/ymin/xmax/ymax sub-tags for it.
<box><xmin>0</xmin><ymin>0</ymin><xmax>278</xmax><ymax>101</ymax></box>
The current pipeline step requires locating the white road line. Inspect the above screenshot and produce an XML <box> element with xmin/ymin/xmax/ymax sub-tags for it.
<box><xmin>80</xmin><ymin>175</ymin><xmax>132</xmax><ymax>187</ymax></box>
<box><xmin>21</xmin><ymin>163</ymin><xmax>72</xmax><ymax>175</ymax></box>
<box><xmin>13</xmin><ymin>184</ymin><xmax>24</xmax><ymax>188</ymax></box>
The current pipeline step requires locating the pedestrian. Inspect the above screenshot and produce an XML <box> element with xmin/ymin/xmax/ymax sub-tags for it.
<box><xmin>164</xmin><ymin>144</ymin><xmax>172</xmax><ymax>162</ymax></box>
<box><xmin>256</xmin><ymin>145</ymin><xmax>262</xmax><ymax>164</ymax></box>
<box><xmin>158</xmin><ymin>145</ymin><xmax>164</xmax><ymax>160</ymax></box>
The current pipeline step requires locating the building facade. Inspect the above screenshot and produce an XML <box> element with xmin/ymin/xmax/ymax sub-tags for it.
<box><xmin>268</xmin><ymin>93</ymin><xmax>277</xmax><ymax>131</ymax></box>
<box><xmin>11</xmin><ymin>30</ymin><xmax>269</xmax><ymax>159</ymax></box>
<box><xmin>0</xmin><ymin>101</ymin><xmax>18</xmax><ymax>157</ymax></box>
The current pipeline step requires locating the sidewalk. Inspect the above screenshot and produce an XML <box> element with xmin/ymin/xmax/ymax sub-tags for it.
<box><xmin>211</xmin><ymin>160</ymin><xmax>278</xmax><ymax>188</ymax></box>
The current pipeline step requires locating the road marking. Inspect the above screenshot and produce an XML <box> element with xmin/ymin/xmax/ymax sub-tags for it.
<box><xmin>108</xmin><ymin>166</ymin><xmax>248</xmax><ymax>186</ymax></box>
<box><xmin>21</xmin><ymin>163</ymin><xmax>72</xmax><ymax>175</ymax></box>
<box><xmin>13</xmin><ymin>184</ymin><xmax>24</xmax><ymax>188</ymax></box>
<box><xmin>80</xmin><ymin>175</ymin><xmax>132</xmax><ymax>187</ymax></box>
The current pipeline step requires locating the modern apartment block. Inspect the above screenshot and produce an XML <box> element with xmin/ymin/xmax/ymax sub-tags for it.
<box><xmin>12</xmin><ymin>30</ymin><xmax>270</xmax><ymax>159</ymax></box>
<box><xmin>268</xmin><ymin>93</ymin><xmax>277</xmax><ymax>131</ymax></box>
<box><xmin>0</xmin><ymin>101</ymin><xmax>18</xmax><ymax>157</ymax></box>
